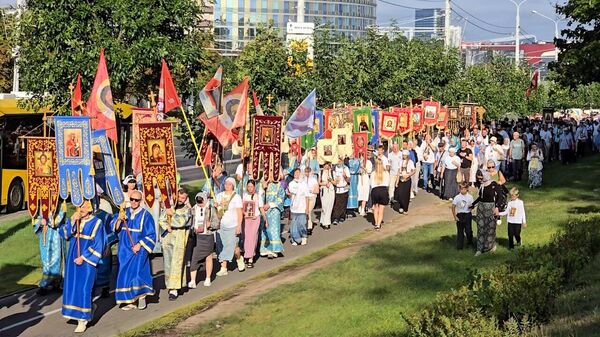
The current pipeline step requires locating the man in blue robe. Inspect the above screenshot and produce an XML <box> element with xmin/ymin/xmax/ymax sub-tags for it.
<box><xmin>113</xmin><ymin>190</ymin><xmax>157</xmax><ymax>310</ymax></box>
<box><xmin>60</xmin><ymin>199</ymin><xmax>106</xmax><ymax>333</ymax></box>
<box><xmin>93</xmin><ymin>189</ymin><xmax>115</xmax><ymax>298</ymax></box>
<box><xmin>34</xmin><ymin>202</ymin><xmax>66</xmax><ymax>295</ymax></box>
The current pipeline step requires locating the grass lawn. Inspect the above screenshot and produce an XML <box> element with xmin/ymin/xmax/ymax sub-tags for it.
<box><xmin>0</xmin><ymin>178</ymin><xmax>206</xmax><ymax>297</ymax></box>
<box><xmin>188</xmin><ymin>155</ymin><xmax>600</xmax><ymax>337</ymax></box>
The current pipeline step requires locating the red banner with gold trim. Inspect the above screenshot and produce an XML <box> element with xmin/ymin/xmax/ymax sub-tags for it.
<box><xmin>251</xmin><ymin>115</ymin><xmax>283</xmax><ymax>182</ymax></box>
<box><xmin>437</xmin><ymin>106</ymin><xmax>449</xmax><ymax>129</ymax></box>
<box><xmin>138</xmin><ymin>122</ymin><xmax>177</xmax><ymax>208</ymax></box>
<box><xmin>393</xmin><ymin>107</ymin><xmax>411</xmax><ymax>135</ymax></box>
<box><xmin>352</xmin><ymin>132</ymin><xmax>368</xmax><ymax>160</ymax></box>
<box><xmin>379</xmin><ymin>110</ymin><xmax>399</xmax><ymax>139</ymax></box>
<box><xmin>423</xmin><ymin>100</ymin><xmax>440</xmax><ymax>126</ymax></box>
<box><xmin>411</xmin><ymin>106</ymin><xmax>424</xmax><ymax>132</ymax></box>
<box><xmin>27</xmin><ymin>137</ymin><xmax>59</xmax><ymax>220</ymax></box>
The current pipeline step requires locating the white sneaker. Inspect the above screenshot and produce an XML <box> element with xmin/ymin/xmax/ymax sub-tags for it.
<box><xmin>367</xmin><ymin>208</ymin><xmax>373</xmax><ymax>213</ymax></box>
<box><xmin>187</xmin><ymin>281</ymin><xmax>196</xmax><ymax>289</ymax></box>
<box><xmin>359</xmin><ymin>211</ymin><xmax>366</xmax><ymax>216</ymax></box>
<box><xmin>216</xmin><ymin>268</ymin><xmax>228</xmax><ymax>276</ymax></box>
<box><xmin>301</xmin><ymin>238</ymin><xmax>307</xmax><ymax>245</ymax></box>
<box><xmin>236</xmin><ymin>256</ymin><xmax>246</xmax><ymax>272</ymax></box>
<box><xmin>204</xmin><ymin>278</ymin><xmax>211</xmax><ymax>287</ymax></box>
<box><xmin>491</xmin><ymin>244</ymin><xmax>497</xmax><ymax>252</ymax></box>
<box><xmin>475</xmin><ymin>251</ymin><xmax>482</xmax><ymax>257</ymax></box>
<box><xmin>74</xmin><ymin>320</ymin><xmax>88</xmax><ymax>333</ymax></box>
<box><xmin>292</xmin><ymin>242</ymin><xmax>298</xmax><ymax>246</ymax></box>
<box><xmin>410</xmin><ymin>192</ymin><xmax>415</xmax><ymax>199</ymax></box>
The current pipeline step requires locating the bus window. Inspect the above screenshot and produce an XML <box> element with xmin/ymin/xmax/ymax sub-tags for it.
<box><xmin>0</xmin><ymin>115</ymin><xmax>45</xmax><ymax>170</ymax></box>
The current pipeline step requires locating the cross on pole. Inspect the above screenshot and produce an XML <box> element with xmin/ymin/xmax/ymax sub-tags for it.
<box><xmin>266</xmin><ymin>94</ymin><xmax>273</xmax><ymax>107</ymax></box>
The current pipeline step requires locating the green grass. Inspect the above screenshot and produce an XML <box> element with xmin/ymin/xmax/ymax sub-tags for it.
<box><xmin>186</xmin><ymin>155</ymin><xmax>600</xmax><ymax>337</ymax></box>
<box><xmin>534</xmin><ymin>255</ymin><xmax>600</xmax><ymax>337</ymax></box>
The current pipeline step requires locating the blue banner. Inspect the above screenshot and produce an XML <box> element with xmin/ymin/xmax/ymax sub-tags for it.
<box><xmin>314</xmin><ymin>109</ymin><xmax>324</xmax><ymax>140</ymax></box>
<box><xmin>92</xmin><ymin>129</ymin><xmax>125</xmax><ymax>205</ymax></box>
<box><xmin>54</xmin><ymin>116</ymin><xmax>95</xmax><ymax>206</ymax></box>
<box><xmin>370</xmin><ymin>108</ymin><xmax>380</xmax><ymax>146</ymax></box>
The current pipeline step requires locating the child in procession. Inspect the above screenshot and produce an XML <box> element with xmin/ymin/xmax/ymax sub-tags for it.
<box><xmin>498</xmin><ymin>187</ymin><xmax>527</xmax><ymax>249</ymax></box>
<box><xmin>451</xmin><ymin>181</ymin><xmax>474</xmax><ymax>250</ymax></box>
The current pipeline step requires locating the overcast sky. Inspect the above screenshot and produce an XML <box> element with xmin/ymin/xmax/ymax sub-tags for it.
<box><xmin>1</xmin><ymin>0</ymin><xmax>567</xmax><ymax>42</ymax></box>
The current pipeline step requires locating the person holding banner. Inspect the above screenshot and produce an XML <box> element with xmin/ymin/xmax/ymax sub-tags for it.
<box><xmin>331</xmin><ymin>157</ymin><xmax>351</xmax><ymax>225</ymax></box>
<box><xmin>420</xmin><ymin>134</ymin><xmax>437</xmax><ymax>193</ymax></box>
<box><xmin>60</xmin><ymin>200</ymin><xmax>106</xmax><ymax>333</ymax></box>
<box><xmin>357</xmin><ymin>153</ymin><xmax>372</xmax><ymax>216</ymax></box>
<box><xmin>319</xmin><ymin>162</ymin><xmax>335</xmax><ymax>230</ymax></box>
<box><xmin>113</xmin><ymin>190</ymin><xmax>156</xmax><ymax>310</ymax></box>
<box><xmin>159</xmin><ymin>189</ymin><xmax>192</xmax><ymax>301</ymax></box>
<box><xmin>215</xmin><ymin>178</ymin><xmax>244</xmax><ymax>276</ymax></box>
<box><xmin>260</xmin><ymin>173</ymin><xmax>286</xmax><ymax>258</ymax></box>
<box><xmin>242</xmin><ymin>180</ymin><xmax>266</xmax><ymax>267</ymax></box>
<box><xmin>33</xmin><ymin>202</ymin><xmax>67</xmax><ymax>296</ymax></box>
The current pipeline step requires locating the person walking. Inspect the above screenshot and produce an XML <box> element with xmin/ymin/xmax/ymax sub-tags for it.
<box><xmin>331</xmin><ymin>157</ymin><xmax>350</xmax><ymax>225</ymax></box>
<box><xmin>288</xmin><ymin>169</ymin><xmax>310</xmax><ymax>246</ymax></box>
<box><xmin>242</xmin><ymin>180</ymin><xmax>267</xmax><ymax>268</ymax></box>
<box><xmin>498</xmin><ymin>187</ymin><xmax>527</xmax><ymax>249</ymax></box>
<box><xmin>370</xmin><ymin>158</ymin><xmax>390</xmax><ymax>230</ymax></box>
<box><xmin>394</xmin><ymin>150</ymin><xmax>415</xmax><ymax>214</ymax></box>
<box><xmin>451</xmin><ymin>182</ymin><xmax>474</xmax><ymax>250</ymax></box>
<box><xmin>260</xmin><ymin>174</ymin><xmax>286</xmax><ymax>258</ymax></box>
<box><xmin>441</xmin><ymin>148</ymin><xmax>461</xmax><ymax>200</ymax></box>
<box><xmin>527</xmin><ymin>143</ymin><xmax>544</xmax><ymax>188</ymax></box>
<box><xmin>215</xmin><ymin>178</ymin><xmax>244</xmax><ymax>277</ymax></box>
<box><xmin>319</xmin><ymin>162</ymin><xmax>335</xmax><ymax>230</ymax></box>
<box><xmin>187</xmin><ymin>192</ymin><xmax>215</xmax><ymax>288</ymax></box>
<box><xmin>458</xmin><ymin>138</ymin><xmax>473</xmax><ymax>184</ymax></box>
<box><xmin>509</xmin><ymin>132</ymin><xmax>526</xmax><ymax>181</ymax></box>
<box><xmin>357</xmin><ymin>153</ymin><xmax>373</xmax><ymax>216</ymax></box>
<box><xmin>420</xmin><ymin>134</ymin><xmax>436</xmax><ymax>192</ymax></box>
<box><xmin>472</xmin><ymin>171</ymin><xmax>500</xmax><ymax>256</ymax></box>
<box><xmin>33</xmin><ymin>202</ymin><xmax>66</xmax><ymax>296</ymax></box>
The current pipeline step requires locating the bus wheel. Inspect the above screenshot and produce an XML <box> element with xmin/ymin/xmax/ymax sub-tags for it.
<box><xmin>7</xmin><ymin>178</ymin><xmax>24</xmax><ymax>212</ymax></box>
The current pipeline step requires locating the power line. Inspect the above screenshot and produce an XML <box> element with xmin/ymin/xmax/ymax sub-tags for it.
<box><xmin>377</xmin><ymin>0</ymin><xmax>428</xmax><ymax>10</ymax></box>
<box><xmin>450</xmin><ymin>0</ymin><xmax>515</xmax><ymax>29</ymax></box>
<box><xmin>453</xmin><ymin>11</ymin><xmax>512</xmax><ymax>36</ymax></box>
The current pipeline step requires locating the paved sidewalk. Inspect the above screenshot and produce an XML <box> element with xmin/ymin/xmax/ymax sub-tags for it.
<box><xmin>0</xmin><ymin>192</ymin><xmax>448</xmax><ymax>337</ymax></box>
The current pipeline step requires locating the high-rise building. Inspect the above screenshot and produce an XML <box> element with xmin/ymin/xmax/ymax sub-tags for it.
<box><xmin>414</xmin><ymin>8</ymin><xmax>444</xmax><ymax>39</ymax></box>
<box><xmin>211</xmin><ymin>0</ymin><xmax>377</xmax><ymax>55</ymax></box>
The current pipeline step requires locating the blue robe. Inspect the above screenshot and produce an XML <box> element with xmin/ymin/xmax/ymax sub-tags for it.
<box><xmin>60</xmin><ymin>216</ymin><xmax>105</xmax><ymax>321</ymax></box>
<box><xmin>260</xmin><ymin>182</ymin><xmax>285</xmax><ymax>255</ymax></box>
<box><xmin>34</xmin><ymin>205</ymin><xmax>66</xmax><ymax>288</ymax></box>
<box><xmin>94</xmin><ymin>210</ymin><xmax>115</xmax><ymax>291</ymax></box>
<box><xmin>347</xmin><ymin>158</ymin><xmax>360</xmax><ymax>209</ymax></box>
<box><xmin>113</xmin><ymin>207</ymin><xmax>156</xmax><ymax>304</ymax></box>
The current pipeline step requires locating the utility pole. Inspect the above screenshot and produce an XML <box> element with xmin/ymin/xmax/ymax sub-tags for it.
<box><xmin>510</xmin><ymin>0</ymin><xmax>528</xmax><ymax>67</ymax></box>
<box><xmin>12</xmin><ymin>0</ymin><xmax>27</xmax><ymax>93</ymax></box>
<box><xmin>532</xmin><ymin>10</ymin><xmax>559</xmax><ymax>62</ymax></box>
<box><xmin>444</xmin><ymin>0</ymin><xmax>451</xmax><ymax>48</ymax></box>
<box><xmin>297</xmin><ymin>0</ymin><xmax>305</xmax><ymax>23</ymax></box>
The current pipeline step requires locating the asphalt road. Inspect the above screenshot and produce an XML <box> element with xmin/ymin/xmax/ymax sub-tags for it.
<box><xmin>0</xmin><ymin>193</ymin><xmax>437</xmax><ymax>337</ymax></box>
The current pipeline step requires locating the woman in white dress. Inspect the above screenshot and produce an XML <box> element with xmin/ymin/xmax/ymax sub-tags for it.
<box><xmin>319</xmin><ymin>162</ymin><xmax>335</xmax><ymax>230</ymax></box>
<box><xmin>357</xmin><ymin>153</ymin><xmax>372</xmax><ymax>216</ymax></box>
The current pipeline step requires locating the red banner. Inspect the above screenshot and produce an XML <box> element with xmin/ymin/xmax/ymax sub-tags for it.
<box><xmin>437</xmin><ymin>106</ymin><xmax>449</xmax><ymax>129</ymax></box>
<box><xmin>412</xmin><ymin>106</ymin><xmax>424</xmax><ymax>132</ymax></box>
<box><xmin>138</xmin><ymin>122</ymin><xmax>177</xmax><ymax>208</ymax></box>
<box><xmin>251</xmin><ymin>115</ymin><xmax>283</xmax><ymax>182</ymax></box>
<box><xmin>323</xmin><ymin>108</ymin><xmax>332</xmax><ymax>139</ymax></box>
<box><xmin>380</xmin><ymin>110</ymin><xmax>399</xmax><ymax>139</ymax></box>
<box><xmin>132</xmin><ymin>107</ymin><xmax>156</xmax><ymax>177</ymax></box>
<box><xmin>422</xmin><ymin>100</ymin><xmax>440</xmax><ymax>126</ymax></box>
<box><xmin>352</xmin><ymin>132</ymin><xmax>368</xmax><ymax>160</ymax></box>
<box><xmin>27</xmin><ymin>137</ymin><xmax>59</xmax><ymax>220</ymax></box>
<box><xmin>393</xmin><ymin>107</ymin><xmax>412</xmax><ymax>135</ymax></box>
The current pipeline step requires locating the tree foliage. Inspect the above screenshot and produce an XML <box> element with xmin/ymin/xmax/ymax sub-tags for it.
<box><xmin>18</xmin><ymin>0</ymin><xmax>216</xmax><ymax>113</ymax></box>
<box><xmin>0</xmin><ymin>11</ymin><xmax>15</xmax><ymax>93</ymax></box>
<box><xmin>552</xmin><ymin>0</ymin><xmax>600</xmax><ymax>87</ymax></box>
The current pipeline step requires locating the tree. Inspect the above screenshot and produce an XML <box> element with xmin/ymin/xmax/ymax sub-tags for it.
<box><xmin>17</xmin><ymin>0</ymin><xmax>216</xmax><ymax>113</ymax></box>
<box><xmin>552</xmin><ymin>0</ymin><xmax>600</xmax><ymax>87</ymax></box>
<box><xmin>0</xmin><ymin>10</ymin><xmax>15</xmax><ymax>93</ymax></box>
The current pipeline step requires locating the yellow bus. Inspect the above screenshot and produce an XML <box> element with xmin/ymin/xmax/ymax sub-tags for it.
<box><xmin>0</xmin><ymin>98</ymin><xmax>48</xmax><ymax>212</ymax></box>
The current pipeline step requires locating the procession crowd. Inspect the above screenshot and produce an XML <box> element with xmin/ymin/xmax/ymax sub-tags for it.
<box><xmin>32</xmin><ymin>115</ymin><xmax>600</xmax><ymax>333</ymax></box>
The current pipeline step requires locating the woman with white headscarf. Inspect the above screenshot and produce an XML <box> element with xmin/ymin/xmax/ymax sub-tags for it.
<box><xmin>472</xmin><ymin>170</ymin><xmax>500</xmax><ymax>256</ymax></box>
<box><xmin>393</xmin><ymin>150</ymin><xmax>415</xmax><ymax>215</ymax></box>
<box><xmin>441</xmin><ymin>148</ymin><xmax>461</xmax><ymax>200</ymax></box>
<box><xmin>215</xmin><ymin>177</ymin><xmax>244</xmax><ymax>276</ymax></box>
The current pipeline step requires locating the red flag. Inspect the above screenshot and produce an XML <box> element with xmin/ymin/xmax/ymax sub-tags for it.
<box><xmin>159</xmin><ymin>59</ymin><xmax>182</xmax><ymax>114</ymax></box>
<box><xmin>71</xmin><ymin>74</ymin><xmax>83</xmax><ymax>116</ymax></box>
<box><xmin>87</xmin><ymin>49</ymin><xmax>117</xmax><ymax>142</ymax></box>
<box><xmin>199</xmin><ymin>66</ymin><xmax>222</xmax><ymax>119</ymax></box>
<box><xmin>526</xmin><ymin>70</ymin><xmax>539</xmax><ymax>98</ymax></box>
<box><xmin>252</xmin><ymin>91</ymin><xmax>264</xmax><ymax>115</ymax></box>
<box><xmin>199</xmin><ymin>78</ymin><xmax>248</xmax><ymax>147</ymax></box>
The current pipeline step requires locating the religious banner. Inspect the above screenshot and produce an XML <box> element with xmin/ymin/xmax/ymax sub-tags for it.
<box><xmin>437</xmin><ymin>106</ymin><xmax>449</xmax><ymax>129</ymax></box>
<box><xmin>301</xmin><ymin>132</ymin><xmax>316</xmax><ymax>150</ymax></box>
<box><xmin>92</xmin><ymin>129</ymin><xmax>125</xmax><ymax>206</ymax></box>
<box><xmin>423</xmin><ymin>100</ymin><xmax>440</xmax><ymax>126</ymax></box>
<box><xmin>131</xmin><ymin>107</ymin><xmax>156</xmax><ymax>176</ymax></box>
<box><xmin>447</xmin><ymin>107</ymin><xmax>460</xmax><ymax>132</ymax></box>
<box><xmin>251</xmin><ymin>115</ymin><xmax>283</xmax><ymax>182</ymax></box>
<box><xmin>352</xmin><ymin>132</ymin><xmax>368</xmax><ymax>160</ymax></box>
<box><xmin>370</xmin><ymin>108</ymin><xmax>380</xmax><ymax>145</ymax></box>
<box><xmin>27</xmin><ymin>137</ymin><xmax>59</xmax><ymax>220</ymax></box>
<box><xmin>353</xmin><ymin>106</ymin><xmax>372</xmax><ymax>132</ymax></box>
<box><xmin>380</xmin><ymin>110</ymin><xmax>399</xmax><ymax>139</ymax></box>
<box><xmin>317</xmin><ymin>138</ymin><xmax>336</xmax><ymax>165</ymax></box>
<box><xmin>393</xmin><ymin>107</ymin><xmax>412</xmax><ymax>135</ymax></box>
<box><xmin>332</xmin><ymin>126</ymin><xmax>352</xmax><ymax>158</ymax></box>
<box><xmin>411</xmin><ymin>106</ymin><xmax>424</xmax><ymax>133</ymax></box>
<box><xmin>138</xmin><ymin>122</ymin><xmax>177</xmax><ymax>208</ymax></box>
<box><xmin>54</xmin><ymin>116</ymin><xmax>95</xmax><ymax>207</ymax></box>
<box><xmin>329</xmin><ymin>106</ymin><xmax>351</xmax><ymax>130</ymax></box>
<box><xmin>288</xmin><ymin>137</ymin><xmax>302</xmax><ymax>167</ymax></box>
<box><xmin>459</xmin><ymin>103</ymin><xmax>477</xmax><ymax>128</ymax></box>
<box><xmin>323</xmin><ymin>108</ymin><xmax>332</xmax><ymax>139</ymax></box>
<box><xmin>314</xmin><ymin>109</ymin><xmax>324</xmax><ymax>140</ymax></box>
<box><xmin>196</xmin><ymin>130</ymin><xmax>222</xmax><ymax>167</ymax></box>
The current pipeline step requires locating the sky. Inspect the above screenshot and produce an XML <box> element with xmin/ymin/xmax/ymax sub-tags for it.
<box><xmin>377</xmin><ymin>0</ymin><xmax>568</xmax><ymax>42</ymax></box>
<box><xmin>0</xmin><ymin>0</ymin><xmax>567</xmax><ymax>43</ymax></box>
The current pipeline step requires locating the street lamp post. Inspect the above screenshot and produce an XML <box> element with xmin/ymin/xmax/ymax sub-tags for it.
<box><xmin>531</xmin><ymin>10</ymin><xmax>559</xmax><ymax>61</ymax></box>
<box><xmin>509</xmin><ymin>0</ymin><xmax>529</xmax><ymax>67</ymax></box>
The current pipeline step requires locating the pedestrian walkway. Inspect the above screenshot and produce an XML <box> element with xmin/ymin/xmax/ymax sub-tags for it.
<box><xmin>0</xmin><ymin>192</ymin><xmax>446</xmax><ymax>337</ymax></box>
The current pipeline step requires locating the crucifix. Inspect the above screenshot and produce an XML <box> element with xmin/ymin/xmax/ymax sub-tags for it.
<box><xmin>266</xmin><ymin>94</ymin><xmax>273</xmax><ymax>107</ymax></box>
<box><xmin>148</xmin><ymin>91</ymin><xmax>157</xmax><ymax>107</ymax></box>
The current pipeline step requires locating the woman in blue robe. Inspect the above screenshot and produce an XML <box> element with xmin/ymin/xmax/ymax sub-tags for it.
<box><xmin>113</xmin><ymin>195</ymin><xmax>156</xmax><ymax>310</ymax></box>
<box><xmin>260</xmin><ymin>177</ymin><xmax>285</xmax><ymax>259</ymax></box>
<box><xmin>60</xmin><ymin>201</ymin><xmax>105</xmax><ymax>333</ymax></box>
<box><xmin>347</xmin><ymin>156</ymin><xmax>360</xmax><ymax>209</ymax></box>
<box><xmin>34</xmin><ymin>202</ymin><xmax>66</xmax><ymax>295</ymax></box>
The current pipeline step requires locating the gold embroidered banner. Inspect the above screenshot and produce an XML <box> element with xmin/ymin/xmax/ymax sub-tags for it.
<box><xmin>138</xmin><ymin>122</ymin><xmax>177</xmax><ymax>208</ymax></box>
<box><xmin>26</xmin><ymin>137</ymin><xmax>59</xmax><ymax>220</ymax></box>
<box><xmin>251</xmin><ymin>115</ymin><xmax>282</xmax><ymax>183</ymax></box>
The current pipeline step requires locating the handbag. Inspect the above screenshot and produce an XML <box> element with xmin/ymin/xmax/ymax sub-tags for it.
<box><xmin>456</xmin><ymin>170</ymin><xmax>463</xmax><ymax>183</ymax></box>
<box><xmin>204</xmin><ymin>203</ymin><xmax>221</xmax><ymax>231</ymax></box>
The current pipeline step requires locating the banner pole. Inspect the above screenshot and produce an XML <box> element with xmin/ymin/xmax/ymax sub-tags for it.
<box><xmin>179</xmin><ymin>106</ymin><xmax>214</xmax><ymax>199</ymax></box>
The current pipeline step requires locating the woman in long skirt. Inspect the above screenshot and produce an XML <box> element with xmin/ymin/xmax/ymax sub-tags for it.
<box><xmin>357</xmin><ymin>154</ymin><xmax>372</xmax><ymax>216</ymax></box>
<box><xmin>242</xmin><ymin>180</ymin><xmax>267</xmax><ymax>268</ymax></box>
<box><xmin>347</xmin><ymin>156</ymin><xmax>360</xmax><ymax>210</ymax></box>
<box><xmin>331</xmin><ymin>157</ymin><xmax>350</xmax><ymax>225</ymax></box>
<box><xmin>442</xmin><ymin>148</ymin><xmax>461</xmax><ymax>200</ymax></box>
<box><xmin>319</xmin><ymin>162</ymin><xmax>335</xmax><ymax>229</ymax></box>
<box><xmin>394</xmin><ymin>150</ymin><xmax>415</xmax><ymax>214</ymax></box>
<box><xmin>527</xmin><ymin>144</ymin><xmax>544</xmax><ymax>188</ymax></box>
<box><xmin>473</xmin><ymin>171</ymin><xmax>500</xmax><ymax>256</ymax></box>
<box><xmin>260</xmin><ymin>177</ymin><xmax>285</xmax><ymax>259</ymax></box>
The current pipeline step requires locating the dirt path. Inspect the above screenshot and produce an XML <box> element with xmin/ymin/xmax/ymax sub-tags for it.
<box><xmin>171</xmin><ymin>198</ymin><xmax>451</xmax><ymax>336</ymax></box>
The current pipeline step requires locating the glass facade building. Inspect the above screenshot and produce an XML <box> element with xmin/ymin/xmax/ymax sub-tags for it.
<box><xmin>212</xmin><ymin>0</ymin><xmax>377</xmax><ymax>55</ymax></box>
<box><xmin>414</xmin><ymin>8</ymin><xmax>444</xmax><ymax>39</ymax></box>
